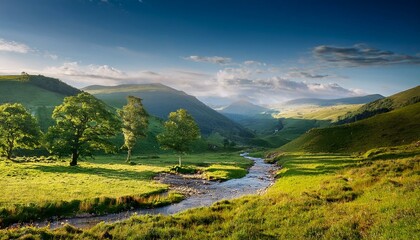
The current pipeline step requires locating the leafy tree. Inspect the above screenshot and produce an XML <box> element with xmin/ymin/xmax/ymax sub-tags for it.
<box><xmin>118</xmin><ymin>96</ymin><xmax>149</xmax><ymax>162</ymax></box>
<box><xmin>157</xmin><ymin>109</ymin><xmax>200</xmax><ymax>167</ymax></box>
<box><xmin>45</xmin><ymin>93</ymin><xmax>120</xmax><ymax>166</ymax></box>
<box><xmin>0</xmin><ymin>103</ymin><xmax>41</xmax><ymax>159</ymax></box>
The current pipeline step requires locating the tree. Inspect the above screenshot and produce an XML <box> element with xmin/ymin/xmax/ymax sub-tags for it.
<box><xmin>0</xmin><ymin>103</ymin><xmax>41</xmax><ymax>159</ymax></box>
<box><xmin>157</xmin><ymin>109</ymin><xmax>200</xmax><ymax>167</ymax></box>
<box><xmin>118</xmin><ymin>96</ymin><xmax>149</xmax><ymax>162</ymax></box>
<box><xmin>45</xmin><ymin>93</ymin><xmax>120</xmax><ymax>166</ymax></box>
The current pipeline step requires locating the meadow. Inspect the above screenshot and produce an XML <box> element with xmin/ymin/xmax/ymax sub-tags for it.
<box><xmin>274</xmin><ymin>104</ymin><xmax>363</xmax><ymax>121</ymax></box>
<box><xmin>0</xmin><ymin>153</ymin><xmax>252</xmax><ymax>227</ymax></box>
<box><xmin>1</xmin><ymin>144</ymin><xmax>418</xmax><ymax>239</ymax></box>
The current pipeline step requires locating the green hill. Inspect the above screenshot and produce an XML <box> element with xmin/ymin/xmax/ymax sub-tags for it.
<box><xmin>0</xmin><ymin>75</ymin><xmax>81</xmax><ymax>131</ymax></box>
<box><xmin>84</xmin><ymin>84</ymin><xmax>254</xmax><ymax>140</ymax></box>
<box><xmin>337</xmin><ymin>85</ymin><xmax>420</xmax><ymax>124</ymax></box>
<box><xmin>280</xmin><ymin>102</ymin><xmax>420</xmax><ymax>153</ymax></box>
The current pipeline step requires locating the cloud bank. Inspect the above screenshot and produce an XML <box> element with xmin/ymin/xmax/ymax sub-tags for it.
<box><xmin>313</xmin><ymin>44</ymin><xmax>420</xmax><ymax>66</ymax></box>
<box><xmin>40</xmin><ymin>60</ymin><xmax>362</xmax><ymax>105</ymax></box>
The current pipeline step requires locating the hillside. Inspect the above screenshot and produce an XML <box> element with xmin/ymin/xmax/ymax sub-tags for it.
<box><xmin>274</xmin><ymin>104</ymin><xmax>363</xmax><ymax>122</ymax></box>
<box><xmin>0</xmin><ymin>75</ymin><xmax>81</xmax><ymax>131</ymax></box>
<box><xmin>282</xmin><ymin>94</ymin><xmax>384</xmax><ymax>107</ymax></box>
<box><xmin>280</xmin><ymin>102</ymin><xmax>420</xmax><ymax>153</ymax></box>
<box><xmin>337</xmin><ymin>85</ymin><xmax>420</xmax><ymax>124</ymax></box>
<box><xmin>83</xmin><ymin>84</ymin><xmax>254</xmax><ymax>139</ymax></box>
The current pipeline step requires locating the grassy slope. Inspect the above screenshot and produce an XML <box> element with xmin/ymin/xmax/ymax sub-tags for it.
<box><xmin>280</xmin><ymin>102</ymin><xmax>420</xmax><ymax>153</ymax></box>
<box><xmin>0</xmin><ymin>75</ymin><xmax>81</xmax><ymax>132</ymax></box>
<box><xmin>0</xmin><ymin>153</ymin><xmax>252</xmax><ymax>227</ymax></box>
<box><xmin>275</xmin><ymin>104</ymin><xmax>363</xmax><ymax>121</ymax></box>
<box><xmin>337</xmin><ymin>85</ymin><xmax>420</xmax><ymax>124</ymax></box>
<box><xmin>3</xmin><ymin>145</ymin><xmax>418</xmax><ymax>239</ymax></box>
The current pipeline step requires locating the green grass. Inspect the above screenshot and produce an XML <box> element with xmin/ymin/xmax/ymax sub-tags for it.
<box><xmin>0</xmin><ymin>152</ymin><xmax>251</xmax><ymax>227</ymax></box>
<box><xmin>3</xmin><ymin>145</ymin><xmax>418</xmax><ymax>239</ymax></box>
<box><xmin>275</xmin><ymin>104</ymin><xmax>363</xmax><ymax>121</ymax></box>
<box><xmin>280</xmin><ymin>102</ymin><xmax>420</xmax><ymax>153</ymax></box>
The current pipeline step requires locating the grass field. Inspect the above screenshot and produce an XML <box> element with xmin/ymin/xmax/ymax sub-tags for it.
<box><xmin>0</xmin><ymin>153</ymin><xmax>252</xmax><ymax>227</ymax></box>
<box><xmin>2</xmin><ymin>144</ymin><xmax>418</xmax><ymax>239</ymax></box>
<box><xmin>274</xmin><ymin>104</ymin><xmax>363</xmax><ymax>121</ymax></box>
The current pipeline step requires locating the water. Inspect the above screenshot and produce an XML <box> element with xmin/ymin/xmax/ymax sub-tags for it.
<box><xmin>26</xmin><ymin>154</ymin><xmax>277</xmax><ymax>229</ymax></box>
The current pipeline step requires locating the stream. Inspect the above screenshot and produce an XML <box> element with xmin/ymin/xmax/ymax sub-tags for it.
<box><xmin>27</xmin><ymin>153</ymin><xmax>277</xmax><ymax>229</ymax></box>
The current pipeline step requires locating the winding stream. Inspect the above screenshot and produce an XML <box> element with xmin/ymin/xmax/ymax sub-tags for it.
<box><xmin>29</xmin><ymin>153</ymin><xmax>277</xmax><ymax>229</ymax></box>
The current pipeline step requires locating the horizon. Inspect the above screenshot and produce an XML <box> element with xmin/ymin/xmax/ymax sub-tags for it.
<box><xmin>1</xmin><ymin>0</ymin><xmax>419</xmax><ymax>105</ymax></box>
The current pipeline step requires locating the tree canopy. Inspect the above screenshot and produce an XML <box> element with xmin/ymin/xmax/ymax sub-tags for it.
<box><xmin>157</xmin><ymin>108</ymin><xmax>200</xmax><ymax>166</ymax></box>
<box><xmin>118</xmin><ymin>96</ymin><xmax>149</xmax><ymax>162</ymax></box>
<box><xmin>0</xmin><ymin>103</ymin><xmax>41</xmax><ymax>159</ymax></box>
<box><xmin>45</xmin><ymin>92</ymin><xmax>120</xmax><ymax>166</ymax></box>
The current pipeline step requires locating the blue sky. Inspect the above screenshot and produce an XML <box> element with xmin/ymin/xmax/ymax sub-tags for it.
<box><xmin>0</xmin><ymin>0</ymin><xmax>419</xmax><ymax>105</ymax></box>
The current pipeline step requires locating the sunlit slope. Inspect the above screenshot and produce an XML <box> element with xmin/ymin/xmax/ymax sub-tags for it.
<box><xmin>0</xmin><ymin>75</ymin><xmax>81</xmax><ymax>131</ymax></box>
<box><xmin>84</xmin><ymin>84</ymin><xmax>254</xmax><ymax>139</ymax></box>
<box><xmin>337</xmin><ymin>85</ymin><xmax>420</xmax><ymax>124</ymax></box>
<box><xmin>280</xmin><ymin>102</ymin><xmax>420</xmax><ymax>153</ymax></box>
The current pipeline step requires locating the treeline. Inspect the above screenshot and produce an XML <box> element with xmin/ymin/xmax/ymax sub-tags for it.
<box><xmin>0</xmin><ymin>93</ymin><xmax>200</xmax><ymax>166</ymax></box>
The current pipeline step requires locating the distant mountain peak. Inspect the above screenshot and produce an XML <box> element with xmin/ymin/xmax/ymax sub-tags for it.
<box><xmin>84</xmin><ymin>83</ymin><xmax>253</xmax><ymax>138</ymax></box>
<box><xmin>283</xmin><ymin>94</ymin><xmax>385</xmax><ymax>107</ymax></box>
<box><xmin>220</xmin><ymin>100</ymin><xmax>275</xmax><ymax>116</ymax></box>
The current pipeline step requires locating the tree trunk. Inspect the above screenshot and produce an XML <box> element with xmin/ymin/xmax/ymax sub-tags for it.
<box><xmin>70</xmin><ymin>151</ymin><xmax>78</xmax><ymax>166</ymax></box>
<box><xmin>6</xmin><ymin>149</ymin><xmax>12</xmax><ymax>160</ymax></box>
<box><xmin>6</xmin><ymin>138</ymin><xmax>13</xmax><ymax>159</ymax></box>
<box><xmin>126</xmin><ymin>148</ymin><xmax>132</xmax><ymax>163</ymax></box>
<box><xmin>178</xmin><ymin>155</ymin><xmax>182</xmax><ymax>167</ymax></box>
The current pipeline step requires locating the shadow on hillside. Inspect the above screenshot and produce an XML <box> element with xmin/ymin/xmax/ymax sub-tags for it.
<box><xmin>280</xmin><ymin>157</ymin><xmax>359</xmax><ymax>177</ymax></box>
<box><xmin>32</xmin><ymin>165</ymin><xmax>156</xmax><ymax>181</ymax></box>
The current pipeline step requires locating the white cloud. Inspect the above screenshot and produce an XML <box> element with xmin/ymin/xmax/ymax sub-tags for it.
<box><xmin>0</xmin><ymin>38</ymin><xmax>31</xmax><ymax>53</ymax></box>
<box><xmin>44</xmin><ymin>52</ymin><xmax>58</xmax><ymax>60</ymax></box>
<box><xmin>184</xmin><ymin>55</ymin><xmax>232</xmax><ymax>65</ymax></box>
<box><xmin>214</xmin><ymin>66</ymin><xmax>363</xmax><ymax>104</ymax></box>
<box><xmin>243</xmin><ymin>60</ymin><xmax>264</xmax><ymax>66</ymax></box>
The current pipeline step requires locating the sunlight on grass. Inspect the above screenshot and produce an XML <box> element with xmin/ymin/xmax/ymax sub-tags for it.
<box><xmin>0</xmin><ymin>152</ymin><xmax>252</xmax><ymax>227</ymax></box>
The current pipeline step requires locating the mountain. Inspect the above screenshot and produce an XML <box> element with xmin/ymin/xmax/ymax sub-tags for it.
<box><xmin>279</xmin><ymin>101</ymin><xmax>420</xmax><ymax>153</ymax></box>
<box><xmin>83</xmin><ymin>84</ymin><xmax>254</xmax><ymax>139</ymax></box>
<box><xmin>283</xmin><ymin>94</ymin><xmax>384</xmax><ymax>107</ymax></box>
<box><xmin>337</xmin><ymin>85</ymin><xmax>420</xmax><ymax>124</ymax></box>
<box><xmin>0</xmin><ymin>75</ymin><xmax>81</xmax><ymax>131</ymax></box>
<box><xmin>219</xmin><ymin>100</ymin><xmax>274</xmax><ymax>116</ymax></box>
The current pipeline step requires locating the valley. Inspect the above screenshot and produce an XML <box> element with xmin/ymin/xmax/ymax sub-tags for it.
<box><xmin>0</xmin><ymin>77</ymin><xmax>418</xmax><ymax>239</ymax></box>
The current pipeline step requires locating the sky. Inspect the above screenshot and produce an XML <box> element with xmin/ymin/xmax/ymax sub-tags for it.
<box><xmin>0</xmin><ymin>0</ymin><xmax>419</xmax><ymax>106</ymax></box>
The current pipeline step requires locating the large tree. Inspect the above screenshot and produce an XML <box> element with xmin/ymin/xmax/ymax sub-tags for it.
<box><xmin>118</xmin><ymin>96</ymin><xmax>149</xmax><ymax>162</ymax></box>
<box><xmin>0</xmin><ymin>103</ymin><xmax>41</xmax><ymax>159</ymax></box>
<box><xmin>157</xmin><ymin>109</ymin><xmax>200</xmax><ymax>167</ymax></box>
<box><xmin>45</xmin><ymin>93</ymin><xmax>120</xmax><ymax>166</ymax></box>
